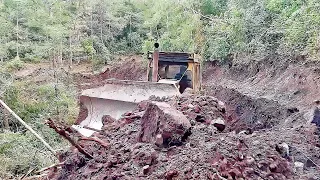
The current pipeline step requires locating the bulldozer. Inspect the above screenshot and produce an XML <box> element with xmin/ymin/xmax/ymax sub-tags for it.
<box><xmin>73</xmin><ymin>43</ymin><xmax>201</xmax><ymax>136</ymax></box>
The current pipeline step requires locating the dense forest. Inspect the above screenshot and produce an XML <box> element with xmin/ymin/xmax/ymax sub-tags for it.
<box><xmin>0</xmin><ymin>0</ymin><xmax>320</xmax><ymax>178</ymax></box>
<box><xmin>1</xmin><ymin>0</ymin><xmax>320</xmax><ymax>66</ymax></box>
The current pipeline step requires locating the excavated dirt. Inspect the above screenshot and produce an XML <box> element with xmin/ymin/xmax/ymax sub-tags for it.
<box><xmin>45</xmin><ymin>94</ymin><xmax>320</xmax><ymax>180</ymax></box>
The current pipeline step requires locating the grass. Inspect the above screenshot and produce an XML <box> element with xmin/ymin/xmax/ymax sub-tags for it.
<box><xmin>0</xmin><ymin>63</ymin><xmax>78</xmax><ymax>178</ymax></box>
<box><xmin>0</xmin><ymin>131</ymin><xmax>68</xmax><ymax>179</ymax></box>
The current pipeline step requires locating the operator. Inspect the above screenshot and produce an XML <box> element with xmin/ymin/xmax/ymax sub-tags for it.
<box><xmin>174</xmin><ymin>65</ymin><xmax>189</xmax><ymax>93</ymax></box>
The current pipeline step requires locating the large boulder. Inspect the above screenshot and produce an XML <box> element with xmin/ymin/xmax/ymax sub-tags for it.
<box><xmin>138</xmin><ymin>101</ymin><xmax>191</xmax><ymax>147</ymax></box>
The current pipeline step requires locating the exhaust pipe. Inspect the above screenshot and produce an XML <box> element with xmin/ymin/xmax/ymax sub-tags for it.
<box><xmin>152</xmin><ymin>43</ymin><xmax>159</xmax><ymax>82</ymax></box>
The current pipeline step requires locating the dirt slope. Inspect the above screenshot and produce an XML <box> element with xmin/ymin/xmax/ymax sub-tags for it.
<box><xmin>203</xmin><ymin>57</ymin><xmax>320</xmax><ymax>131</ymax></box>
<box><xmin>73</xmin><ymin>55</ymin><xmax>147</xmax><ymax>90</ymax></box>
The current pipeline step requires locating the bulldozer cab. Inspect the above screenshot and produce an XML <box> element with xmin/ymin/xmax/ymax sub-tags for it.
<box><xmin>147</xmin><ymin>51</ymin><xmax>201</xmax><ymax>93</ymax></box>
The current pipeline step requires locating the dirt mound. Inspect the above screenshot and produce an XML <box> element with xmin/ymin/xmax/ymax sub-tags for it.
<box><xmin>73</xmin><ymin>56</ymin><xmax>147</xmax><ymax>90</ymax></box>
<box><xmin>45</xmin><ymin>94</ymin><xmax>320</xmax><ymax>180</ymax></box>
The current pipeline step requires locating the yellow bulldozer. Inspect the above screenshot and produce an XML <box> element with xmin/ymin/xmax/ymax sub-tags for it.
<box><xmin>73</xmin><ymin>43</ymin><xmax>202</xmax><ymax>136</ymax></box>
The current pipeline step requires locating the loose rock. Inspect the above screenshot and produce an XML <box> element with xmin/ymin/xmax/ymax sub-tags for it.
<box><xmin>142</xmin><ymin>165</ymin><xmax>150</xmax><ymax>174</ymax></box>
<box><xmin>294</xmin><ymin>161</ymin><xmax>304</xmax><ymax>172</ymax></box>
<box><xmin>211</xmin><ymin>117</ymin><xmax>226</xmax><ymax>131</ymax></box>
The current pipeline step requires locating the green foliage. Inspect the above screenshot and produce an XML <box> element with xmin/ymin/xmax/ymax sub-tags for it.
<box><xmin>200</xmin><ymin>0</ymin><xmax>320</xmax><ymax>61</ymax></box>
<box><xmin>200</xmin><ymin>0</ymin><xmax>228</xmax><ymax>16</ymax></box>
<box><xmin>81</xmin><ymin>38</ymin><xmax>96</xmax><ymax>56</ymax></box>
<box><xmin>277</xmin><ymin>0</ymin><xmax>320</xmax><ymax>58</ymax></box>
<box><xmin>1</xmin><ymin>0</ymin><xmax>320</xmax><ymax>63</ymax></box>
<box><xmin>139</xmin><ymin>0</ymin><xmax>201</xmax><ymax>53</ymax></box>
<box><xmin>4</xmin><ymin>81</ymin><xmax>78</xmax><ymax>125</ymax></box>
<box><xmin>0</xmin><ymin>132</ymin><xmax>64</xmax><ymax>178</ymax></box>
<box><xmin>0</xmin><ymin>67</ymin><xmax>76</xmax><ymax>178</ymax></box>
<box><xmin>5</xmin><ymin>57</ymin><xmax>24</xmax><ymax>71</ymax></box>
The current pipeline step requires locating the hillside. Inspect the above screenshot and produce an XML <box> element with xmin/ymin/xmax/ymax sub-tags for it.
<box><xmin>0</xmin><ymin>0</ymin><xmax>320</xmax><ymax>179</ymax></box>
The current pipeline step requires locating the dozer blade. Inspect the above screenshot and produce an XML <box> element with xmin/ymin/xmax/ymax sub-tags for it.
<box><xmin>72</xmin><ymin>79</ymin><xmax>180</xmax><ymax>136</ymax></box>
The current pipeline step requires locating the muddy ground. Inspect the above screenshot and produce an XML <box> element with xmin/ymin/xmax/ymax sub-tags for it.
<box><xmin>42</xmin><ymin>56</ymin><xmax>320</xmax><ymax>179</ymax></box>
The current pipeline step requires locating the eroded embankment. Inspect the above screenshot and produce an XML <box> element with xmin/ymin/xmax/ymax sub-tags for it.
<box><xmin>204</xmin><ymin>85</ymin><xmax>303</xmax><ymax>132</ymax></box>
<box><xmin>203</xmin><ymin>57</ymin><xmax>320</xmax><ymax>131</ymax></box>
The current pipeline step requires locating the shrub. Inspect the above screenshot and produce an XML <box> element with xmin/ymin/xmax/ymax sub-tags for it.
<box><xmin>5</xmin><ymin>57</ymin><xmax>24</xmax><ymax>71</ymax></box>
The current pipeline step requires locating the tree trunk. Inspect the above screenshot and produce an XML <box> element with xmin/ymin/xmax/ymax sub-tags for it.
<box><xmin>69</xmin><ymin>33</ymin><xmax>73</xmax><ymax>69</ymax></box>
<box><xmin>0</xmin><ymin>100</ymin><xmax>55</xmax><ymax>154</ymax></box>
<box><xmin>16</xmin><ymin>16</ymin><xmax>19</xmax><ymax>59</ymax></box>
<box><xmin>3</xmin><ymin>109</ymin><xmax>10</xmax><ymax>131</ymax></box>
<box><xmin>166</xmin><ymin>13</ymin><xmax>169</xmax><ymax>30</ymax></box>
<box><xmin>52</xmin><ymin>52</ymin><xmax>57</xmax><ymax>68</ymax></box>
<box><xmin>129</xmin><ymin>15</ymin><xmax>132</xmax><ymax>48</ymax></box>
<box><xmin>90</xmin><ymin>8</ymin><xmax>93</xmax><ymax>36</ymax></box>
<box><xmin>57</xmin><ymin>41</ymin><xmax>63</xmax><ymax>66</ymax></box>
<box><xmin>100</xmin><ymin>25</ymin><xmax>103</xmax><ymax>41</ymax></box>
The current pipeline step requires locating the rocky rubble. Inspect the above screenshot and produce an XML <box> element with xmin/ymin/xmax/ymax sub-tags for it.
<box><xmin>45</xmin><ymin>94</ymin><xmax>320</xmax><ymax>180</ymax></box>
